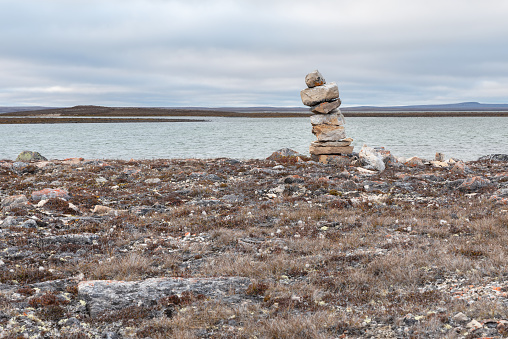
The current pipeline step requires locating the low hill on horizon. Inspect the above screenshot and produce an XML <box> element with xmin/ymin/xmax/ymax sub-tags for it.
<box><xmin>1</xmin><ymin>102</ymin><xmax>508</xmax><ymax>116</ymax></box>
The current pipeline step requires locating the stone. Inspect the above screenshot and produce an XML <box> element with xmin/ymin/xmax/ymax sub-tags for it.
<box><xmin>405</xmin><ymin>156</ymin><xmax>424</xmax><ymax>167</ymax></box>
<box><xmin>221</xmin><ymin>194</ymin><xmax>246</xmax><ymax>203</ymax></box>
<box><xmin>359</xmin><ymin>145</ymin><xmax>385</xmax><ymax>172</ymax></box>
<box><xmin>311</xmin><ymin>154</ymin><xmax>351</xmax><ymax>165</ymax></box>
<box><xmin>92</xmin><ymin>205</ymin><xmax>114</xmax><ymax>215</ymax></box>
<box><xmin>458</xmin><ymin>176</ymin><xmax>492</xmax><ymax>191</ymax></box>
<box><xmin>78</xmin><ymin>276</ymin><xmax>251</xmax><ymax>317</ymax></box>
<box><xmin>451</xmin><ymin>161</ymin><xmax>468</xmax><ymax>175</ymax></box>
<box><xmin>466</xmin><ymin>319</ymin><xmax>482</xmax><ymax>330</ymax></box>
<box><xmin>305</xmin><ymin>70</ymin><xmax>326</xmax><ymax>88</ymax></box>
<box><xmin>312</xmin><ymin>125</ymin><xmax>346</xmax><ymax>141</ymax></box>
<box><xmin>311</xmin><ymin>99</ymin><xmax>341</xmax><ymax>114</ymax></box>
<box><xmin>310</xmin><ymin>138</ymin><xmax>353</xmax><ymax>148</ymax></box>
<box><xmin>1</xmin><ymin>195</ymin><xmax>29</xmax><ymax>209</ymax></box>
<box><xmin>310</xmin><ymin>145</ymin><xmax>354</xmax><ymax>155</ymax></box>
<box><xmin>266</xmin><ymin>148</ymin><xmax>302</xmax><ymax>161</ymax></box>
<box><xmin>430</xmin><ymin>160</ymin><xmax>449</xmax><ymax>168</ymax></box>
<box><xmin>452</xmin><ymin>312</ymin><xmax>469</xmax><ymax>323</ymax></box>
<box><xmin>310</xmin><ymin>110</ymin><xmax>345</xmax><ymax>126</ymax></box>
<box><xmin>15</xmin><ymin>151</ymin><xmax>48</xmax><ymax>162</ymax></box>
<box><xmin>478</xmin><ymin>154</ymin><xmax>508</xmax><ymax>162</ymax></box>
<box><xmin>435</xmin><ymin>152</ymin><xmax>445</xmax><ymax>162</ymax></box>
<box><xmin>40</xmin><ymin>233</ymin><xmax>99</xmax><ymax>245</ymax></box>
<box><xmin>31</xmin><ymin>188</ymin><xmax>70</xmax><ymax>201</ymax></box>
<box><xmin>300</xmin><ymin>82</ymin><xmax>339</xmax><ymax>106</ymax></box>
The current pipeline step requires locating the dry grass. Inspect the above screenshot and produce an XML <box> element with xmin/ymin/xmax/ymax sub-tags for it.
<box><xmin>1</xmin><ymin>157</ymin><xmax>507</xmax><ymax>337</ymax></box>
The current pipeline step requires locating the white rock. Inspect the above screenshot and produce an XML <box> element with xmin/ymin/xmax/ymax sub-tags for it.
<box><xmin>300</xmin><ymin>82</ymin><xmax>339</xmax><ymax>106</ymax></box>
<box><xmin>359</xmin><ymin>144</ymin><xmax>385</xmax><ymax>172</ymax></box>
<box><xmin>466</xmin><ymin>319</ymin><xmax>482</xmax><ymax>330</ymax></box>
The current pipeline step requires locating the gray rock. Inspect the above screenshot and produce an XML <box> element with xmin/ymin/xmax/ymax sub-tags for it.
<box><xmin>221</xmin><ymin>194</ymin><xmax>245</xmax><ymax>203</ymax></box>
<box><xmin>39</xmin><ymin>233</ymin><xmax>99</xmax><ymax>245</ymax></box>
<box><xmin>78</xmin><ymin>276</ymin><xmax>251</xmax><ymax>317</ymax></box>
<box><xmin>300</xmin><ymin>82</ymin><xmax>339</xmax><ymax>106</ymax></box>
<box><xmin>496</xmin><ymin>188</ymin><xmax>508</xmax><ymax>197</ymax></box>
<box><xmin>20</xmin><ymin>219</ymin><xmax>38</xmax><ymax>228</ymax></box>
<box><xmin>15</xmin><ymin>151</ymin><xmax>47</xmax><ymax>162</ymax></box>
<box><xmin>266</xmin><ymin>148</ymin><xmax>302</xmax><ymax>160</ymax></box>
<box><xmin>0</xmin><ymin>216</ymin><xmax>19</xmax><ymax>228</ymax></box>
<box><xmin>478</xmin><ymin>154</ymin><xmax>508</xmax><ymax>162</ymax></box>
<box><xmin>1</xmin><ymin>194</ymin><xmax>29</xmax><ymax>209</ymax></box>
<box><xmin>452</xmin><ymin>312</ymin><xmax>469</xmax><ymax>323</ymax></box>
<box><xmin>305</xmin><ymin>70</ymin><xmax>326</xmax><ymax>88</ymax></box>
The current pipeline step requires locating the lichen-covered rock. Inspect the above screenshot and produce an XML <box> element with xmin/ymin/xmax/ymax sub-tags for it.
<box><xmin>15</xmin><ymin>151</ymin><xmax>48</xmax><ymax>162</ymax></box>
<box><xmin>31</xmin><ymin>188</ymin><xmax>70</xmax><ymax>201</ymax></box>
<box><xmin>305</xmin><ymin>70</ymin><xmax>326</xmax><ymax>88</ymax></box>
<box><xmin>78</xmin><ymin>277</ymin><xmax>252</xmax><ymax>317</ymax></box>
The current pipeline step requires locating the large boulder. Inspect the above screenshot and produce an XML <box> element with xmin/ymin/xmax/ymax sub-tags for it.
<box><xmin>305</xmin><ymin>70</ymin><xmax>326</xmax><ymax>88</ymax></box>
<box><xmin>300</xmin><ymin>82</ymin><xmax>339</xmax><ymax>106</ymax></box>
<box><xmin>311</xmin><ymin>125</ymin><xmax>346</xmax><ymax>141</ymax></box>
<box><xmin>15</xmin><ymin>151</ymin><xmax>47</xmax><ymax>162</ymax></box>
<box><xmin>310</xmin><ymin>110</ymin><xmax>345</xmax><ymax>126</ymax></box>
<box><xmin>78</xmin><ymin>277</ymin><xmax>252</xmax><ymax>317</ymax></box>
<box><xmin>310</xmin><ymin>99</ymin><xmax>341</xmax><ymax>114</ymax></box>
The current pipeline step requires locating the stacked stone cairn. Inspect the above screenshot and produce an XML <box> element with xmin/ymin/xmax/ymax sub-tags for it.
<box><xmin>300</xmin><ymin>70</ymin><xmax>353</xmax><ymax>163</ymax></box>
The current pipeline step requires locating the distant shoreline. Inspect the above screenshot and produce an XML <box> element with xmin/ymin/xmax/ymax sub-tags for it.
<box><xmin>0</xmin><ymin>105</ymin><xmax>507</xmax><ymax>123</ymax></box>
<box><xmin>0</xmin><ymin>117</ymin><xmax>209</xmax><ymax>124</ymax></box>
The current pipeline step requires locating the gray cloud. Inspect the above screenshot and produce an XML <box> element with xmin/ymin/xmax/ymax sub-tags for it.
<box><xmin>1</xmin><ymin>0</ymin><xmax>508</xmax><ymax>107</ymax></box>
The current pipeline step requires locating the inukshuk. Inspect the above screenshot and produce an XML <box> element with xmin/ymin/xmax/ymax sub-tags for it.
<box><xmin>300</xmin><ymin>70</ymin><xmax>353</xmax><ymax>162</ymax></box>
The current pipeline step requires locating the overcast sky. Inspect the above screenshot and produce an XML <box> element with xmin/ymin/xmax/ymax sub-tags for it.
<box><xmin>1</xmin><ymin>0</ymin><xmax>508</xmax><ymax>107</ymax></box>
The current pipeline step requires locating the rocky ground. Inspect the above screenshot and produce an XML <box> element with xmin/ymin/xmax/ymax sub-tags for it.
<box><xmin>0</xmin><ymin>150</ymin><xmax>507</xmax><ymax>338</ymax></box>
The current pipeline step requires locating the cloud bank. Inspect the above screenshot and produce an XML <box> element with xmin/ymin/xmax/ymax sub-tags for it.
<box><xmin>1</xmin><ymin>0</ymin><xmax>508</xmax><ymax>107</ymax></box>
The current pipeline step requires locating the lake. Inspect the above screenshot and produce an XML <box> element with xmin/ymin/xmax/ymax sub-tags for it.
<box><xmin>0</xmin><ymin>116</ymin><xmax>506</xmax><ymax>161</ymax></box>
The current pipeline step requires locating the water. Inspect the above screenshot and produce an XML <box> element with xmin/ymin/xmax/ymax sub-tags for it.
<box><xmin>0</xmin><ymin>117</ymin><xmax>506</xmax><ymax>161</ymax></box>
